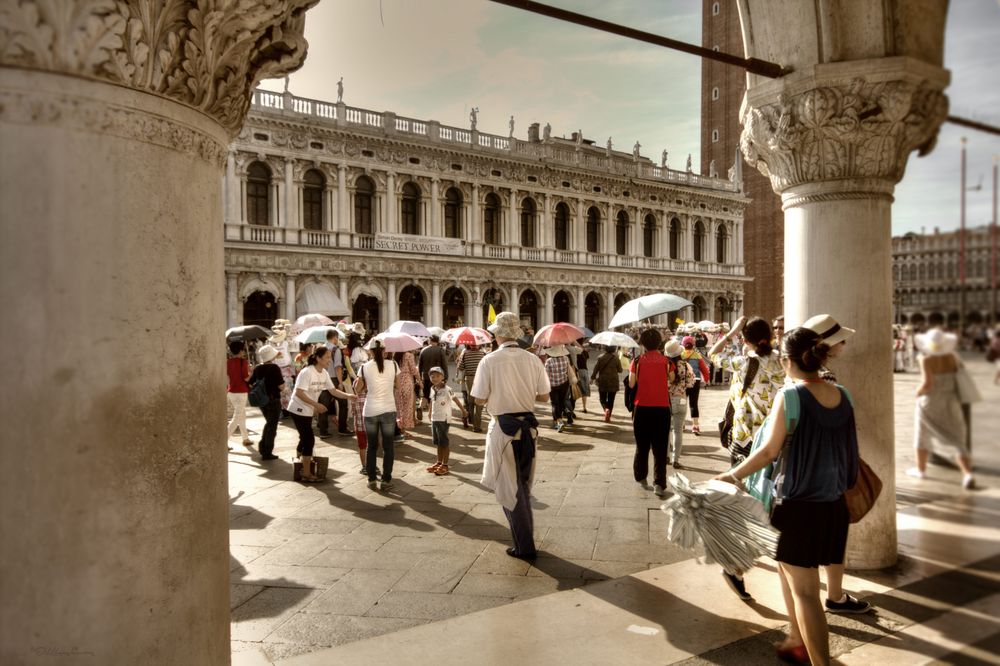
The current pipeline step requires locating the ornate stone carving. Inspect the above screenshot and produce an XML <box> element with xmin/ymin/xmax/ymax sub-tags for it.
<box><xmin>0</xmin><ymin>88</ymin><xmax>227</xmax><ymax>166</ymax></box>
<box><xmin>0</xmin><ymin>0</ymin><xmax>318</xmax><ymax>135</ymax></box>
<box><xmin>740</xmin><ymin>78</ymin><xmax>948</xmax><ymax>193</ymax></box>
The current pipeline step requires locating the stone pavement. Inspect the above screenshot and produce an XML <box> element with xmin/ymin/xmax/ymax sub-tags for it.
<box><xmin>229</xmin><ymin>356</ymin><xmax>1000</xmax><ymax>665</ymax></box>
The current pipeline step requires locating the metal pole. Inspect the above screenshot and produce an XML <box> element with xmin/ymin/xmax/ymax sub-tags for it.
<box><xmin>960</xmin><ymin>137</ymin><xmax>967</xmax><ymax>338</ymax></box>
<box><xmin>993</xmin><ymin>155</ymin><xmax>998</xmax><ymax>328</ymax></box>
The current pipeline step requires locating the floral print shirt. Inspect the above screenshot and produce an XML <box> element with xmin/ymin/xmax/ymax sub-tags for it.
<box><xmin>711</xmin><ymin>349</ymin><xmax>786</xmax><ymax>457</ymax></box>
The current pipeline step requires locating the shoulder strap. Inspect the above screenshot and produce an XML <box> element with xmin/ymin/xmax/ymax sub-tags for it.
<box><xmin>741</xmin><ymin>356</ymin><xmax>760</xmax><ymax>396</ymax></box>
<box><xmin>782</xmin><ymin>385</ymin><xmax>800</xmax><ymax>434</ymax></box>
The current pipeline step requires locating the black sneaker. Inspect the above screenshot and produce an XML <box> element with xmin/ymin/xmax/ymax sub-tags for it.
<box><xmin>825</xmin><ymin>594</ymin><xmax>872</xmax><ymax>614</ymax></box>
<box><xmin>722</xmin><ymin>571</ymin><xmax>752</xmax><ymax>601</ymax></box>
<box><xmin>260</xmin><ymin>454</ymin><xmax>279</xmax><ymax>461</ymax></box>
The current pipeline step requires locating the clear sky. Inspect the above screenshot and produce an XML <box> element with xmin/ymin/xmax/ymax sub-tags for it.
<box><xmin>262</xmin><ymin>0</ymin><xmax>1000</xmax><ymax>236</ymax></box>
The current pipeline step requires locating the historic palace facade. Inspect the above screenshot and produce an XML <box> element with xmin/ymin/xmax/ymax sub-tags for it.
<box><xmin>223</xmin><ymin>88</ymin><xmax>750</xmax><ymax>334</ymax></box>
<box><xmin>893</xmin><ymin>225</ymin><xmax>998</xmax><ymax>329</ymax></box>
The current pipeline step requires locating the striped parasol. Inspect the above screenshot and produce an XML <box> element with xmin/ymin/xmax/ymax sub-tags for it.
<box><xmin>660</xmin><ymin>474</ymin><xmax>778</xmax><ymax>574</ymax></box>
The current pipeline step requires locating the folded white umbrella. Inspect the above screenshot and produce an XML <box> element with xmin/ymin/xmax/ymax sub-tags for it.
<box><xmin>661</xmin><ymin>474</ymin><xmax>778</xmax><ymax>575</ymax></box>
<box><xmin>426</xmin><ymin>326</ymin><xmax>446</xmax><ymax>337</ymax></box>
<box><xmin>387</xmin><ymin>320</ymin><xmax>431</xmax><ymax>338</ymax></box>
<box><xmin>588</xmin><ymin>330</ymin><xmax>640</xmax><ymax>348</ymax></box>
<box><xmin>609</xmin><ymin>293</ymin><xmax>693</xmax><ymax>328</ymax></box>
<box><xmin>289</xmin><ymin>313</ymin><xmax>335</xmax><ymax>336</ymax></box>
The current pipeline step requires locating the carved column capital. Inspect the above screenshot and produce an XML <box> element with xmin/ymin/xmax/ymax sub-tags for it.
<box><xmin>740</xmin><ymin>60</ymin><xmax>948</xmax><ymax>207</ymax></box>
<box><xmin>0</xmin><ymin>0</ymin><xmax>318</xmax><ymax>136</ymax></box>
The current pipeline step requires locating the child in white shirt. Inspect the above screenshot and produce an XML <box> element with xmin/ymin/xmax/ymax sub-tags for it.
<box><xmin>426</xmin><ymin>366</ymin><xmax>467</xmax><ymax>476</ymax></box>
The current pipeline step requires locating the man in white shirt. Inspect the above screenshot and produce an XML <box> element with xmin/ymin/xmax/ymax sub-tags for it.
<box><xmin>471</xmin><ymin>311</ymin><xmax>550</xmax><ymax>560</ymax></box>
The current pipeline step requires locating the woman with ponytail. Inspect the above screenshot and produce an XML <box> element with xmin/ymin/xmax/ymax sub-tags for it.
<box><xmin>355</xmin><ymin>339</ymin><xmax>401</xmax><ymax>492</ymax></box>
<box><xmin>708</xmin><ymin>315</ymin><xmax>786</xmax><ymax>601</ymax></box>
<box><xmin>715</xmin><ymin>327</ymin><xmax>860</xmax><ymax>666</ymax></box>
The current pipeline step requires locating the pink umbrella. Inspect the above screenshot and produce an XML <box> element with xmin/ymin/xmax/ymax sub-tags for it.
<box><xmin>366</xmin><ymin>331</ymin><xmax>423</xmax><ymax>353</ymax></box>
<box><xmin>441</xmin><ymin>326</ymin><xmax>493</xmax><ymax>346</ymax></box>
<box><xmin>533</xmin><ymin>322</ymin><xmax>586</xmax><ymax>347</ymax></box>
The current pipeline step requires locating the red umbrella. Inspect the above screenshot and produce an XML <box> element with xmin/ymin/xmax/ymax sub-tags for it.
<box><xmin>533</xmin><ymin>322</ymin><xmax>586</xmax><ymax>347</ymax></box>
<box><xmin>441</xmin><ymin>326</ymin><xmax>493</xmax><ymax>346</ymax></box>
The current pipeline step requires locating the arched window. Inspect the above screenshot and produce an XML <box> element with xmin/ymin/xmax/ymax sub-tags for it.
<box><xmin>302</xmin><ymin>169</ymin><xmax>324</xmax><ymax>231</ymax></box>
<box><xmin>917</xmin><ymin>263</ymin><xmax>926</xmax><ymax>281</ymax></box>
<box><xmin>584</xmin><ymin>291</ymin><xmax>601</xmax><ymax>332</ymax></box>
<box><xmin>892</xmin><ymin>265</ymin><xmax>900</xmax><ymax>281</ymax></box>
<box><xmin>716</xmin><ymin>224</ymin><xmax>728</xmax><ymax>263</ymax></box>
<box><xmin>615</xmin><ymin>210</ymin><xmax>628</xmax><ymax>255</ymax></box>
<box><xmin>643</xmin><ymin>214</ymin><xmax>655</xmax><ymax>258</ymax></box>
<box><xmin>444</xmin><ymin>187</ymin><xmax>462</xmax><ymax>239</ymax></box>
<box><xmin>669</xmin><ymin>218</ymin><xmax>681</xmax><ymax>259</ymax></box>
<box><xmin>442</xmin><ymin>286</ymin><xmax>465</xmax><ymax>328</ymax></box>
<box><xmin>352</xmin><ymin>294</ymin><xmax>380</xmax><ymax>335</ymax></box>
<box><xmin>554</xmin><ymin>202</ymin><xmax>570</xmax><ymax>250</ymax></box>
<box><xmin>586</xmin><ymin>206</ymin><xmax>600</xmax><ymax>253</ymax></box>
<box><xmin>398</xmin><ymin>285</ymin><xmax>425</xmax><ymax>322</ymax></box>
<box><xmin>246</xmin><ymin>161</ymin><xmax>271</xmax><ymax>226</ymax></box>
<box><xmin>354</xmin><ymin>176</ymin><xmax>374</xmax><ymax>235</ymax></box>
<box><xmin>243</xmin><ymin>290</ymin><xmax>276</xmax><ymax>327</ymax></box>
<box><xmin>483</xmin><ymin>193</ymin><xmax>500</xmax><ymax>245</ymax></box>
<box><xmin>520</xmin><ymin>197</ymin><xmax>536</xmax><ymax>247</ymax></box>
<box><xmin>401</xmin><ymin>182</ymin><xmax>421</xmax><ymax>235</ymax></box>
<box><xmin>553</xmin><ymin>290</ymin><xmax>571</xmax><ymax>323</ymax></box>
<box><xmin>693</xmin><ymin>220</ymin><xmax>706</xmax><ymax>262</ymax></box>
<box><xmin>482</xmin><ymin>287</ymin><xmax>504</xmax><ymax>323</ymax></box>
<box><xmin>519</xmin><ymin>289</ymin><xmax>539</xmax><ymax>331</ymax></box>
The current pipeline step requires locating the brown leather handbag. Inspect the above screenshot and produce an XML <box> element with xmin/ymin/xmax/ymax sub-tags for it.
<box><xmin>844</xmin><ymin>458</ymin><xmax>882</xmax><ymax>523</ymax></box>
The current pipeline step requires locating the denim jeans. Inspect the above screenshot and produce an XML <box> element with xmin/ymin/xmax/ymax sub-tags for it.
<box><xmin>364</xmin><ymin>411</ymin><xmax>397</xmax><ymax>481</ymax></box>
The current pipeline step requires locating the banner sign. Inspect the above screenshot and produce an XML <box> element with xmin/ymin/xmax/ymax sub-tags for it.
<box><xmin>374</xmin><ymin>233</ymin><xmax>465</xmax><ymax>256</ymax></box>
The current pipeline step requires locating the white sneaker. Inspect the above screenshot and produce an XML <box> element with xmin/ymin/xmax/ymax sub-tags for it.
<box><xmin>905</xmin><ymin>467</ymin><xmax>925</xmax><ymax>479</ymax></box>
<box><xmin>654</xmin><ymin>484</ymin><xmax>666</xmax><ymax>497</ymax></box>
<box><xmin>962</xmin><ymin>474</ymin><xmax>975</xmax><ymax>490</ymax></box>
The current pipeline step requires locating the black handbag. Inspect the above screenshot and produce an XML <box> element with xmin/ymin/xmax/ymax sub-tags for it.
<box><xmin>718</xmin><ymin>357</ymin><xmax>759</xmax><ymax>449</ymax></box>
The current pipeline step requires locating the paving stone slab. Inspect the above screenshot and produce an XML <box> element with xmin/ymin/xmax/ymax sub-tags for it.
<box><xmin>230</xmin><ymin>587</ymin><xmax>325</xmax><ymax>642</ymax></box>
<box><xmin>230</xmin><ymin>583</ymin><xmax>266</xmax><ymax>610</ymax></box>
<box><xmin>232</xmin><ymin>563</ymin><xmax>352</xmax><ymax>590</ymax></box>
<box><xmin>390</xmin><ymin>552</ymin><xmax>480</xmax><ymax>594</ymax></box>
<box><xmin>538</xmin><ymin>526</ymin><xmax>599</xmax><ymax>559</ymax></box>
<box><xmin>364</xmin><ymin>590</ymin><xmax>511</xmax><ymax>621</ymax></box>
<box><xmin>303</xmin><ymin>569</ymin><xmax>409</xmax><ymax>615</ymax></box>
<box><xmin>265</xmin><ymin>614</ymin><xmax>423</xmax><ymax>650</ymax></box>
<box><xmin>306</xmin><ymin>547</ymin><xmax>420</xmax><ymax>571</ymax></box>
<box><xmin>231</xmin><ymin>545</ymin><xmax>273</xmax><ymax>570</ymax></box>
<box><xmin>452</xmin><ymin>573</ymin><xmax>584</xmax><ymax>600</ymax></box>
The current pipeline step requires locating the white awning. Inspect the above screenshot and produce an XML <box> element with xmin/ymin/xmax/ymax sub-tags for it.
<box><xmin>296</xmin><ymin>282</ymin><xmax>350</xmax><ymax>318</ymax></box>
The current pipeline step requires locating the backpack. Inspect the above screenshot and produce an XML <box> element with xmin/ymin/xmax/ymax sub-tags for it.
<box><xmin>248</xmin><ymin>375</ymin><xmax>269</xmax><ymax>408</ymax></box>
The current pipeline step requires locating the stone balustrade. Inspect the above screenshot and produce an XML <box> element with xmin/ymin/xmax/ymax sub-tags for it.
<box><xmin>249</xmin><ymin>89</ymin><xmax>739</xmax><ymax>193</ymax></box>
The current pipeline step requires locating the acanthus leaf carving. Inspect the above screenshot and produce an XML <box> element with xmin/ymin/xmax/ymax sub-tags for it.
<box><xmin>740</xmin><ymin>78</ymin><xmax>948</xmax><ymax>194</ymax></box>
<box><xmin>0</xmin><ymin>0</ymin><xmax>319</xmax><ymax>136</ymax></box>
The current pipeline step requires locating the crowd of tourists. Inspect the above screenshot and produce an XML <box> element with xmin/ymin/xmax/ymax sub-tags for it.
<box><xmin>224</xmin><ymin>309</ymin><xmax>992</xmax><ymax>666</ymax></box>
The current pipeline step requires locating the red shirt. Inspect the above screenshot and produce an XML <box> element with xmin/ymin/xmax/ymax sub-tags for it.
<box><xmin>227</xmin><ymin>357</ymin><xmax>250</xmax><ymax>393</ymax></box>
<box><xmin>630</xmin><ymin>352</ymin><xmax>671</xmax><ymax>407</ymax></box>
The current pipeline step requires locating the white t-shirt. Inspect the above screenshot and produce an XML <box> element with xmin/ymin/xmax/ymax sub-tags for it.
<box><xmin>471</xmin><ymin>342</ymin><xmax>551</xmax><ymax>416</ymax></box>
<box><xmin>430</xmin><ymin>385</ymin><xmax>457</xmax><ymax>422</ymax></box>
<box><xmin>288</xmin><ymin>365</ymin><xmax>334</xmax><ymax>417</ymax></box>
<box><xmin>360</xmin><ymin>359</ymin><xmax>398</xmax><ymax>417</ymax></box>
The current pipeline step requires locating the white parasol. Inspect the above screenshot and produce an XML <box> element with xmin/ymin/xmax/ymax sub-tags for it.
<box><xmin>609</xmin><ymin>293</ymin><xmax>693</xmax><ymax>328</ymax></box>
<box><xmin>588</xmin><ymin>330</ymin><xmax>640</xmax><ymax>348</ymax></box>
<box><xmin>366</xmin><ymin>331</ymin><xmax>423</xmax><ymax>353</ymax></box>
<box><xmin>387</xmin><ymin>320</ymin><xmax>431</xmax><ymax>339</ymax></box>
<box><xmin>661</xmin><ymin>474</ymin><xmax>778</xmax><ymax>575</ymax></box>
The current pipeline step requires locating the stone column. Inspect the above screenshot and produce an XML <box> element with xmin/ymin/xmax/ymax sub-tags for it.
<box><xmin>741</xmin><ymin>57</ymin><xmax>948</xmax><ymax>568</ymax></box>
<box><xmin>339</xmin><ymin>277</ymin><xmax>350</xmax><ymax>312</ymax></box>
<box><xmin>508</xmin><ymin>284</ymin><xmax>520</xmax><ymax>318</ymax></box>
<box><xmin>542</xmin><ymin>193</ymin><xmax>553</xmax><ymax>249</ymax></box>
<box><xmin>431</xmin><ymin>280</ymin><xmax>442</xmax><ymax>328</ymax></box>
<box><xmin>285</xmin><ymin>275</ymin><xmax>297</xmax><ymax>320</ymax></box>
<box><xmin>471</xmin><ymin>183</ymin><xmax>481</xmax><ymax>243</ymax></box>
<box><xmin>575</xmin><ymin>199</ymin><xmax>585</xmax><ymax>253</ymax></box>
<box><xmin>430</xmin><ymin>177</ymin><xmax>440</xmax><ymax>237</ymax></box>
<box><xmin>603</xmin><ymin>203</ymin><xmax>614</xmax><ymax>256</ymax></box>
<box><xmin>508</xmin><ymin>190</ymin><xmax>518</xmax><ymax>246</ymax></box>
<box><xmin>386</xmin><ymin>171</ymin><xmax>397</xmax><ymax>233</ymax></box>
<box><xmin>575</xmin><ymin>286</ymin><xmax>586</xmax><ymax>326</ymax></box>
<box><xmin>226</xmin><ymin>152</ymin><xmax>239</xmax><ymax>225</ymax></box>
<box><xmin>605</xmin><ymin>288</ymin><xmax>616</xmax><ymax>328</ymax></box>
<box><xmin>0</xmin><ymin>3</ymin><xmax>317</xmax><ymax>663</ymax></box>
<box><xmin>543</xmin><ymin>284</ymin><xmax>554</xmax><ymax>326</ymax></box>
<box><xmin>387</xmin><ymin>279</ymin><xmax>398</xmax><ymax>324</ymax></box>
<box><xmin>337</xmin><ymin>164</ymin><xmax>348</xmax><ymax>233</ymax></box>
<box><xmin>226</xmin><ymin>272</ymin><xmax>240</xmax><ymax>328</ymax></box>
<box><xmin>283</xmin><ymin>158</ymin><xmax>295</xmax><ymax>227</ymax></box>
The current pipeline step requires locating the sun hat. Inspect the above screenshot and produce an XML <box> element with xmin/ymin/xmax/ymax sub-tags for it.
<box><xmin>257</xmin><ymin>345</ymin><xmax>279</xmax><ymax>363</ymax></box>
<box><xmin>351</xmin><ymin>322</ymin><xmax>366</xmax><ymax>335</ymax></box>
<box><xmin>544</xmin><ymin>344</ymin><xmax>570</xmax><ymax>357</ymax></box>
<box><xmin>492</xmin><ymin>311</ymin><xmax>523</xmax><ymax>340</ymax></box>
<box><xmin>664</xmin><ymin>340</ymin><xmax>683</xmax><ymax>358</ymax></box>
<box><xmin>681</xmin><ymin>335</ymin><xmax>696</xmax><ymax>349</ymax></box>
<box><xmin>801</xmin><ymin>314</ymin><xmax>856</xmax><ymax>347</ymax></box>
<box><xmin>429</xmin><ymin>366</ymin><xmax>445</xmax><ymax>376</ymax></box>
<box><xmin>914</xmin><ymin>327</ymin><xmax>958</xmax><ymax>356</ymax></box>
